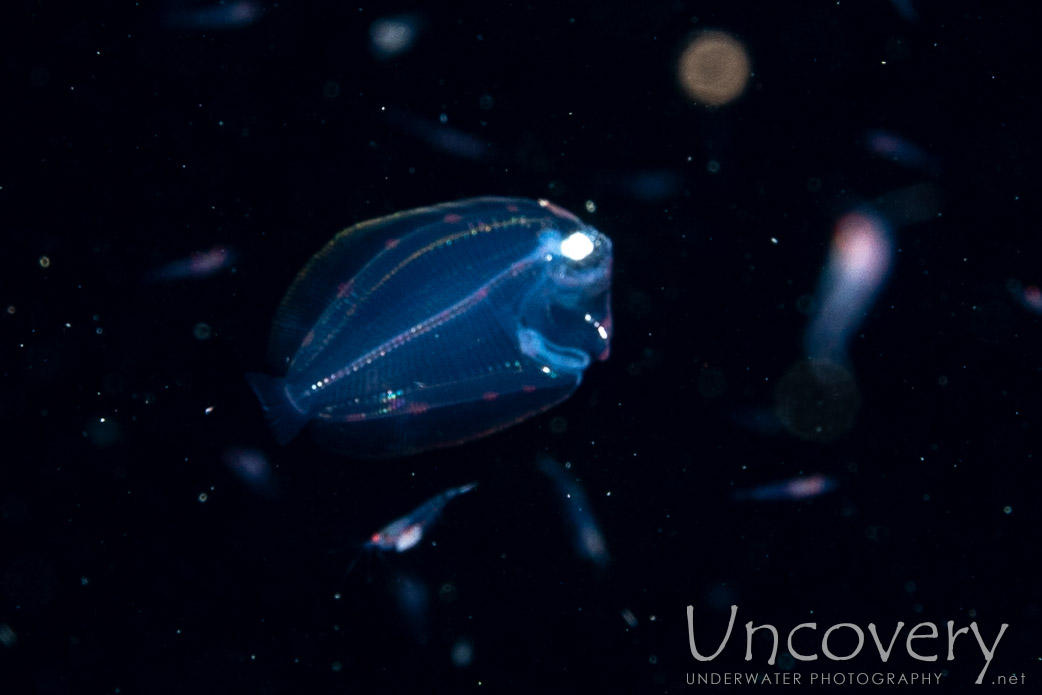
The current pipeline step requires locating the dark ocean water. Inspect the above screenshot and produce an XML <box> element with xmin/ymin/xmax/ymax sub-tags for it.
<box><xmin>2</xmin><ymin>1</ymin><xmax>1040</xmax><ymax>692</ymax></box>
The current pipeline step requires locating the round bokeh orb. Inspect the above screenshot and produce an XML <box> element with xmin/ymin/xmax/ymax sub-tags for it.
<box><xmin>774</xmin><ymin>358</ymin><xmax>861</xmax><ymax>442</ymax></box>
<box><xmin>677</xmin><ymin>31</ymin><xmax>751</xmax><ymax>106</ymax></box>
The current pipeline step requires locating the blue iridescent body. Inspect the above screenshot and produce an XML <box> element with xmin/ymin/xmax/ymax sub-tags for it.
<box><xmin>247</xmin><ymin>197</ymin><xmax>613</xmax><ymax>457</ymax></box>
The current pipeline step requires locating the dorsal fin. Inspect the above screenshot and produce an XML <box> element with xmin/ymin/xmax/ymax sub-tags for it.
<box><xmin>266</xmin><ymin>197</ymin><xmax>528</xmax><ymax>371</ymax></box>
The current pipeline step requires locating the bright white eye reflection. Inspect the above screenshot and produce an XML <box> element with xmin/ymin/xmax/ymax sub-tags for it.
<box><xmin>561</xmin><ymin>232</ymin><xmax>595</xmax><ymax>261</ymax></box>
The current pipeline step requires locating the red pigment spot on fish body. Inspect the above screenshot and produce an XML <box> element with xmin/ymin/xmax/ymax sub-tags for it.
<box><xmin>505</xmin><ymin>204</ymin><xmax>519</xmax><ymax>213</ymax></box>
<box><xmin>521</xmin><ymin>385</ymin><xmax>538</xmax><ymax>393</ymax></box>
<box><xmin>346</xmin><ymin>413</ymin><xmax>367</xmax><ymax>422</ymax></box>
<box><xmin>336</xmin><ymin>280</ymin><xmax>354</xmax><ymax>298</ymax></box>
<box><xmin>443</xmin><ymin>213</ymin><xmax>463</xmax><ymax>223</ymax></box>
<box><xmin>384</xmin><ymin>238</ymin><xmax>400</xmax><ymax>249</ymax></box>
<box><xmin>301</xmin><ymin>329</ymin><xmax>315</xmax><ymax>347</ymax></box>
<box><xmin>406</xmin><ymin>402</ymin><xmax>430</xmax><ymax>415</ymax></box>
<box><xmin>482</xmin><ymin>391</ymin><xmax>498</xmax><ymax>401</ymax></box>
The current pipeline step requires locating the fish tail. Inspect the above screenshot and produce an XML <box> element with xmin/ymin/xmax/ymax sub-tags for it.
<box><xmin>245</xmin><ymin>373</ymin><xmax>309</xmax><ymax>444</ymax></box>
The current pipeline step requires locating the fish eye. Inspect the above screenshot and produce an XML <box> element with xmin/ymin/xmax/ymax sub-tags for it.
<box><xmin>560</xmin><ymin>231</ymin><xmax>595</xmax><ymax>261</ymax></box>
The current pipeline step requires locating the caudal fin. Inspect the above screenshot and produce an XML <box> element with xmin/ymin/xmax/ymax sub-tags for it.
<box><xmin>244</xmin><ymin>373</ymin><xmax>309</xmax><ymax>444</ymax></box>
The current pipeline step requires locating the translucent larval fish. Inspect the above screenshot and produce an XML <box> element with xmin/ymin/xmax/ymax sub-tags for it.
<box><xmin>366</xmin><ymin>482</ymin><xmax>478</xmax><ymax>553</ymax></box>
<box><xmin>247</xmin><ymin>197</ymin><xmax>613</xmax><ymax>457</ymax></box>
<box><xmin>342</xmin><ymin>482</ymin><xmax>477</xmax><ymax>579</ymax></box>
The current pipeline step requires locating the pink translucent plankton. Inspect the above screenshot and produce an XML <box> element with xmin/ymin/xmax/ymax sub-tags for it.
<box><xmin>733</xmin><ymin>473</ymin><xmax>837</xmax><ymax>502</ymax></box>
<box><xmin>865</xmin><ymin>129</ymin><xmax>937</xmax><ymax>172</ymax></box>
<box><xmin>165</xmin><ymin>1</ymin><xmax>262</xmax><ymax>30</ymax></box>
<box><xmin>1013</xmin><ymin>284</ymin><xmax>1042</xmax><ymax>314</ymax></box>
<box><xmin>145</xmin><ymin>245</ymin><xmax>237</xmax><ymax>282</ymax></box>
<box><xmin>804</xmin><ymin>212</ymin><xmax>894</xmax><ymax>362</ymax></box>
<box><xmin>222</xmin><ymin>447</ymin><xmax>275</xmax><ymax>496</ymax></box>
